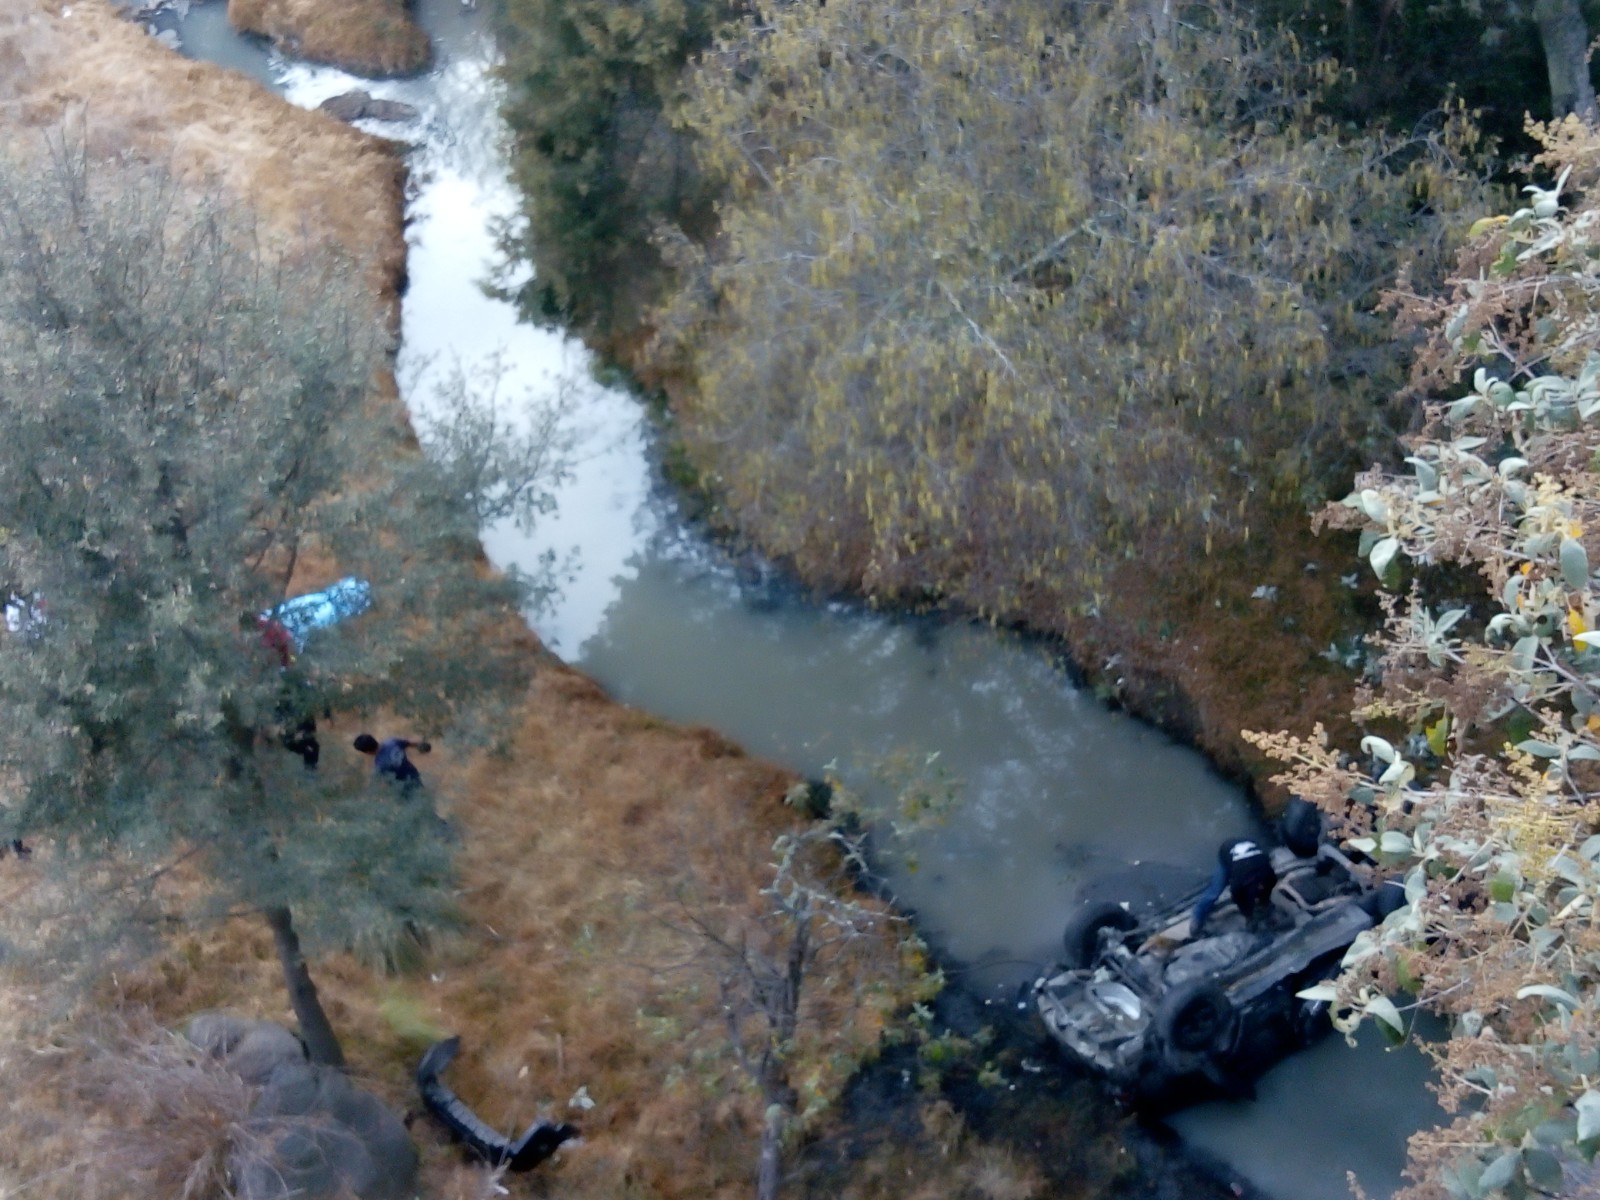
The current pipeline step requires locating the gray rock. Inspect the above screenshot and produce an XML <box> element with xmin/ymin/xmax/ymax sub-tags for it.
<box><xmin>184</xmin><ymin>1015</ymin><xmax>418</xmax><ymax>1200</ymax></box>
<box><xmin>233</xmin><ymin>1120</ymin><xmax>377</xmax><ymax>1200</ymax></box>
<box><xmin>318</xmin><ymin>90</ymin><xmax>419</xmax><ymax>124</ymax></box>
<box><xmin>186</xmin><ymin>1014</ymin><xmax>304</xmax><ymax>1083</ymax></box>
<box><xmin>249</xmin><ymin>1061</ymin><xmax>418</xmax><ymax>1200</ymax></box>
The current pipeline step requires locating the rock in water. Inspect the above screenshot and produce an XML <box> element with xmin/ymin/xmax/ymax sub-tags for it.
<box><xmin>318</xmin><ymin>91</ymin><xmax>419</xmax><ymax>124</ymax></box>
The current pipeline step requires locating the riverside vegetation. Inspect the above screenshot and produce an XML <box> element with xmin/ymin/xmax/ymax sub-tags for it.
<box><xmin>0</xmin><ymin>5</ymin><xmax>950</xmax><ymax>1200</ymax></box>
<box><xmin>1250</xmin><ymin>124</ymin><xmax>1600</xmax><ymax>1198</ymax></box>
<box><xmin>497</xmin><ymin>0</ymin><xmax>1600</xmax><ymax>1194</ymax></box>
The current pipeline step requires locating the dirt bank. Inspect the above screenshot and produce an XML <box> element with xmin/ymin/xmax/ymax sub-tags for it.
<box><xmin>1052</xmin><ymin>509</ymin><xmax>1373</xmax><ymax>803</ymax></box>
<box><xmin>228</xmin><ymin>0</ymin><xmax>431</xmax><ymax>78</ymax></box>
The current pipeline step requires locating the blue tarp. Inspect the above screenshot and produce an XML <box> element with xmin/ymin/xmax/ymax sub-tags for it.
<box><xmin>264</xmin><ymin>577</ymin><xmax>372</xmax><ymax>649</ymax></box>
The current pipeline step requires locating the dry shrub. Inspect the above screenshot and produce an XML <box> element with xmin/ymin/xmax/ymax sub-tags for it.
<box><xmin>0</xmin><ymin>1011</ymin><xmax>327</xmax><ymax>1200</ymax></box>
<box><xmin>1</xmin><ymin>0</ymin><xmax>407</xmax><ymax>318</ymax></box>
<box><xmin>228</xmin><ymin>0</ymin><xmax>430</xmax><ymax>77</ymax></box>
<box><xmin>72</xmin><ymin>1019</ymin><xmax>258</xmax><ymax>1200</ymax></box>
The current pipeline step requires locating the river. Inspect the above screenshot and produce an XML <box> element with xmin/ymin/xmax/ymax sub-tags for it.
<box><xmin>165</xmin><ymin>3</ymin><xmax>1443</xmax><ymax>1195</ymax></box>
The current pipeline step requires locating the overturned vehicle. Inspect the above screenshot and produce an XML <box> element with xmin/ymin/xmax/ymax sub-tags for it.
<box><xmin>1033</xmin><ymin>807</ymin><xmax>1405</xmax><ymax>1106</ymax></box>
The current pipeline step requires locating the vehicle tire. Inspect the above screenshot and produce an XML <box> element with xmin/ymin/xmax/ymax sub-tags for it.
<box><xmin>1280</xmin><ymin>796</ymin><xmax>1323</xmax><ymax>858</ymax></box>
<box><xmin>1061</xmin><ymin>902</ymin><xmax>1138</xmax><ymax>969</ymax></box>
<box><xmin>1157</xmin><ymin>980</ymin><xmax>1235</xmax><ymax>1056</ymax></box>
<box><xmin>1359</xmin><ymin>878</ymin><xmax>1408</xmax><ymax>923</ymax></box>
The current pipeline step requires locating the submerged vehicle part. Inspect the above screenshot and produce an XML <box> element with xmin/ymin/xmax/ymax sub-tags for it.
<box><xmin>1034</xmin><ymin>840</ymin><xmax>1389</xmax><ymax>1104</ymax></box>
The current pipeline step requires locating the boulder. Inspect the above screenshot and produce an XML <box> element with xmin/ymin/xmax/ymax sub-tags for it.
<box><xmin>186</xmin><ymin>1014</ymin><xmax>305</xmax><ymax>1084</ymax></box>
<box><xmin>318</xmin><ymin>90</ymin><xmax>419</xmax><ymax>124</ymax></box>
<box><xmin>184</xmin><ymin>1014</ymin><xmax>418</xmax><ymax>1200</ymax></box>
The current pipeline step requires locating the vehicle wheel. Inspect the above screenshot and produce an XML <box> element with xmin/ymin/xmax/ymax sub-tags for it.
<box><xmin>1062</xmin><ymin>902</ymin><xmax>1138</xmax><ymax>969</ymax></box>
<box><xmin>1157</xmin><ymin>980</ymin><xmax>1235</xmax><ymax>1056</ymax></box>
<box><xmin>1359</xmin><ymin>878</ymin><xmax>1408</xmax><ymax>923</ymax></box>
<box><xmin>1280</xmin><ymin>796</ymin><xmax>1323</xmax><ymax>858</ymax></box>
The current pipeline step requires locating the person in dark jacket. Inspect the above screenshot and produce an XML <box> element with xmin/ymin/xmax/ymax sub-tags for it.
<box><xmin>249</xmin><ymin>614</ymin><xmax>320</xmax><ymax>770</ymax></box>
<box><xmin>1191</xmin><ymin>836</ymin><xmax>1278</xmax><ymax>935</ymax></box>
<box><xmin>353</xmin><ymin>733</ymin><xmax>430</xmax><ymax>789</ymax></box>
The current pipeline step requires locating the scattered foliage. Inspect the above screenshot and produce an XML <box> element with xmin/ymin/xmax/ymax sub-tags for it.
<box><xmin>1249</xmin><ymin>118</ymin><xmax>1600</xmax><ymax>1198</ymax></box>
<box><xmin>0</xmin><ymin>137</ymin><xmax>563</xmax><ymax>1065</ymax></box>
<box><xmin>650</xmin><ymin>0</ymin><xmax>1490</xmax><ymax>614</ymax></box>
<box><xmin>670</xmin><ymin>776</ymin><xmax>945</xmax><ymax>1200</ymax></box>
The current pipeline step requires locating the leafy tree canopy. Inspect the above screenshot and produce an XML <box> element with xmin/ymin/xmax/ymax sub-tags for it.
<box><xmin>0</xmin><ymin>142</ymin><xmax>558</xmax><ymax>1061</ymax></box>
<box><xmin>651</xmin><ymin>0</ymin><xmax>1492</xmax><ymax>612</ymax></box>
<box><xmin>1251</xmin><ymin>120</ymin><xmax>1600</xmax><ymax>1197</ymax></box>
<box><xmin>496</xmin><ymin>0</ymin><xmax>742</xmax><ymax>336</ymax></box>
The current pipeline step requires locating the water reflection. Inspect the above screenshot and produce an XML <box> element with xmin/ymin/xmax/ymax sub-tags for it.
<box><xmin>574</xmin><ymin>526</ymin><xmax>1248</xmax><ymax>970</ymax></box>
<box><xmin>1172</xmin><ymin>1019</ymin><xmax>1445</xmax><ymax>1199</ymax></box>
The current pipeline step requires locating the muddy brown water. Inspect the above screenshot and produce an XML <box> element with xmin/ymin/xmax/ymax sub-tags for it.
<box><xmin>170</xmin><ymin>4</ymin><xmax>1443</xmax><ymax>1195</ymax></box>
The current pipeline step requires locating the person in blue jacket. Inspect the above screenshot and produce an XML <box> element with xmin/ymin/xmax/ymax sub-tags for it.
<box><xmin>353</xmin><ymin>733</ymin><xmax>430</xmax><ymax>789</ymax></box>
<box><xmin>1191</xmin><ymin>836</ymin><xmax>1278</xmax><ymax>935</ymax></box>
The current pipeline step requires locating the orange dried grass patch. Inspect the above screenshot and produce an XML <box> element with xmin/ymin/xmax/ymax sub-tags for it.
<box><xmin>0</xmin><ymin>658</ymin><xmax>903</xmax><ymax>1200</ymax></box>
<box><xmin>228</xmin><ymin>0</ymin><xmax>430</xmax><ymax>78</ymax></box>
<box><xmin>3</xmin><ymin>0</ymin><xmax>407</xmax><ymax>320</ymax></box>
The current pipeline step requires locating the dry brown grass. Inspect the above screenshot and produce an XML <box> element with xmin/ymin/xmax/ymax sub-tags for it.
<box><xmin>0</xmin><ymin>0</ymin><xmax>407</xmax><ymax>319</ymax></box>
<box><xmin>0</xmin><ymin>8</ymin><xmax>916</xmax><ymax>1200</ymax></box>
<box><xmin>1</xmin><ymin>672</ymin><xmax>899</xmax><ymax>1200</ymax></box>
<box><xmin>229</xmin><ymin>0</ymin><xmax>430</xmax><ymax>77</ymax></box>
<box><xmin>0</xmin><ymin>1014</ymin><xmax>242</xmax><ymax>1199</ymax></box>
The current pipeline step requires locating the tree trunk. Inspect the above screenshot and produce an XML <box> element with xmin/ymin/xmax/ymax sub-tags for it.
<box><xmin>265</xmin><ymin>904</ymin><xmax>347</xmax><ymax>1069</ymax></box>
<box><xmin>754</xmin><ymin>921</ymin><xmax>808</xmax><ymax>1200</ymax></box>
<box><xmin>1536</xmin><ymin>0</ymin><xmax>1599</xmax><ymax>123</ymax></box>
<box><xmin>756</xmin><ymin>1101</ymin><xmax>784</xmax><ymax>1200</ymax></box>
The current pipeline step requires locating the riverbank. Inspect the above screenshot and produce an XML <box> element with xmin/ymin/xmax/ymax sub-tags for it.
<box><xmin>228</xmin><ymin>0</ymin><xmax>430</xmax><ymax>76</ymax></box>
<box><xmin>1</xmin><ymin>0</ymin><xmax>407</xmax><ymax>309</ymax></box>
<box><xmin>1056</xmin><ymin>509</ymin><xmax>1373</xmax><ymax>796</ymax></box>
<box><xmin>0</xmin><ymin>6</ymin><xmax>1255</xmax><ymax>1200</ymax></box>
<box><xmin>642</xmin><ymin>357</ymin><xmax>1375</xmax><ymax>810</ymax></box>
<box><xmin>0</xmin><ymin>5</ymin><xmax>907</xmax><ymax>1198</ymax></box>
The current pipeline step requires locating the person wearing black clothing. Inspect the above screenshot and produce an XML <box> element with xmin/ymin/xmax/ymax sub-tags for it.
<box><xmin>251</xmin><ymin>613</ymin><xmax>321</xmax><ymax>770</ymax></box>
<box><xmin>279</xmin><ymin>712</ymin><xmax>321</xmax><ymax>770</ymax></box>
<box><xmin>1191</xmin><ymin>836</ymin><xmax>1278</xmax><ymax>934</ymax></box>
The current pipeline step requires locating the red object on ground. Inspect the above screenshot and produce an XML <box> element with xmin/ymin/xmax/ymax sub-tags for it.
<box><xmin>258</xmin><ymin>616</ymin><xmax>296</xmax><ymax>667</ymax></box>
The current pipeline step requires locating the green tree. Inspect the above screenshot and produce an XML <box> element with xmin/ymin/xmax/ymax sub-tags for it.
<box><xmin>1250</xmin><ymin>123</ymin><xmax>1600</xmax><ymax>1196</ymax></box>
<box><xmin>0</xmin><ymin>142</ymin><xmax>560</xmax><ymax>1066</ymax></box>
<box><xmin>496</xmin><ymin>0</ymin><xmax>742</xmax><ymax>337</ymax></box>
<box><xmin>652</xmin><ymin>0</ymin><xmax>1489</xmax><ymax>614</ymax></box>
